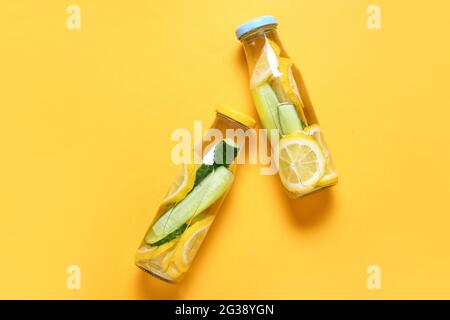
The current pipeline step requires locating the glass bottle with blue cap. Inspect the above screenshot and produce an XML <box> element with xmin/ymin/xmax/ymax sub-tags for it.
<box><xmin>236</xmin><ymin>16</ymin><xmax>338</xmax><ymax>198</ymax></box>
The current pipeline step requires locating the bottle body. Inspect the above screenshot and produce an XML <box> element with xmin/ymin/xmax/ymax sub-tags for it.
<box><xmin>239</xmin><ymin>21</ymin><xmax>338</xmax><ymax>198</ymax></box>
<box><xmin>135</xmin><ymin>106</ymin><xmax>254</xmax><ymax>283</ymax></box>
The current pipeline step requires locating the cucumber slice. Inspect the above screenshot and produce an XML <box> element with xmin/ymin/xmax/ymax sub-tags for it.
<box><xmin>146</xmin><ymin>166</ymin><xmax>234</xmax><ymax>244</ymax></box>
<box><xmin>278</xmin><ymin>103</ymin><xmax>303</xmax><ymax>134</ymax></box>
<box><xmin>251</xmin><ymin>83</ymin><xmax>281</xmax><ymax>134</ymax></box>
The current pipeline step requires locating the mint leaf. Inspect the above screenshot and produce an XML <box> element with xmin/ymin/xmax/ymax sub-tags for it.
<box><xmin>193</xmin><ymin>164</ymin><xmax>214</xmax><ymax>188</ymax></box>
<box><xmin>213</xmin><ymin>140</ymin><xmax>239</xmax><ymax>167</ymax></box>
<box><xmin>193</xmin><ymin>141</ymin><xmax>239</xmax><ymax>188</ymax></box>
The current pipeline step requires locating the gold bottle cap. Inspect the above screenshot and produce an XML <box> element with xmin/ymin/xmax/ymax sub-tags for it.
<box><xmin>216</xmin><ymin>104</ymin><xmax>256</xmax><ymax>129</ymax></box>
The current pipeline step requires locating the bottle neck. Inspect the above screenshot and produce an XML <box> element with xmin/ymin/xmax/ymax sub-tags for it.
<box><xmin>213</xmin><ymin>113</ymin><xmax>249</xmax><ymax>132</ymax></box>
<box><xmin>240</xmin><ymin>25</ymin><xmax>282</xmax><ymax>74</ymax></box>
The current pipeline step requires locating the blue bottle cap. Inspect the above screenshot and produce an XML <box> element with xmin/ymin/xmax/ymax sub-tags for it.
<box><xmin>235</xmin><ymin>16</ymin><xmax>278</xmax><ymax>40</ymax></box>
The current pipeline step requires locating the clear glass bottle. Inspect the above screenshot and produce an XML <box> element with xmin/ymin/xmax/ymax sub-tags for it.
<box><xmin>135</xmin><ymin>105</ymin><xmax>255</xmax><ymax>283</ymax></box>
<box><xmin>236</xmin><ymin>16</ymin><xmax>338</xmax><ymax>198</ymax></box>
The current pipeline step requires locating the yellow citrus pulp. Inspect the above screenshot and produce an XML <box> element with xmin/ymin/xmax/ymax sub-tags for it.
<box><xmin>305</xmin><ymin>125</ymin><xmax>338</xmax><ymax>187</ymax></box>
<box><xmin>277</xmin><ymin>132</ymin><xmax>326</xmax><ymax>194</ymax></box>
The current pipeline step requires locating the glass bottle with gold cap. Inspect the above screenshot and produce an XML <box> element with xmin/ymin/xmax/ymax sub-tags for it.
<box><xmin>236</xmin><ymin>16</ymin><xmax>338</xmax><ymax>198</ymax></box>
<box><xmin>135</xmin><ymin>105</ymin><xmax>256</xmax><ymax>283</ymax></box>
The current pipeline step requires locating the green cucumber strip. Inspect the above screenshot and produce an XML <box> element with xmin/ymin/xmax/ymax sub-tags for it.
<box><xmin>278</xmin><ymin>103</ymin><xmax>303</xmax><ymax>134</ymax></box>
<box><xmin>147</xmin><ymin>166</ymin><xmax>234</xmax><ymax>244</ymax></box>
<box><xmin>146</xmin><ymin>141</ymin><xmax>239</xmax><ymax>245</ymax></box>
<box><xmin>148</xmin><ymin>223</ymin><xmax>187</xmax><ymax>247</ymax></box>
<box><xmin>251</xmin><ymin>83</ymin><xmax>281</xmax><ymax>134</ymax></box>
<box><xmin>194</xmin><ymin>168</ymin><xmax>234</xmax><ymax>213</ymax></box>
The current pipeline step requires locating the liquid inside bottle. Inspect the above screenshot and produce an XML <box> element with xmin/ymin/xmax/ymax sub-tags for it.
<box><xmin>135</xmin><ymin>105</ymin><xmax>255</xmax><ymax>283</ymax></box>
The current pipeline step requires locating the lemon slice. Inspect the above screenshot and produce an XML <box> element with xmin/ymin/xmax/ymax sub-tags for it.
<box><xmin>152</xmin><ymin>238</ymin><xmax>177</xmax><ymax>257</ymax></box>
<box><xmin>160</xmin><ymin>163</ymin><xmax>197</xmax><ymax>208</ymax></box>
<box><xmin>173</xmin><ymin>216</ymin><xmax>214</xmax><ymax>272</ymax></box>
<box><xmin>268</xmin><ymin>38</ymin><xmax>281</xmax><ymax>56</ymax></box>
<box><xmin>135</xmin><ymin>239</ymin><xmax>176</xmax><ymax>263</ymax></box>
<box><xmin>276</xmin><ymin>132</ymin><xmax>326</xmax><ymax>193</ymax></box>
<box><xmin>165</xmin><ymin>262</ymin><xmax>183</xmax><ymax>281</ymax></box>
<box><xmin>277</xmin><ymin>58</ymin><xmax>303</xmax><ymax>108</ymax></box>
<box><xmin>305</xmin><ymin>125</ymin><xmax>338</xmax><ymax>187</ymax></box>
<box><xmin>274</xmin><ymin>57</ymin><xmax>309</xmax><ymax>128</ymax></box>
<box><xmin>161</xmin><ymin>248</ymin><xmax>176</xmax><ymax>272</ymax></box>
<box><xmin>135</xmin><ymin>245</ymin><xmax>157</xmax><ymax>262</ymax></box>
<box><xmin>250</xmin><ymin>38</ymin><xmax>281</xmax><ymax>86</ymax></box>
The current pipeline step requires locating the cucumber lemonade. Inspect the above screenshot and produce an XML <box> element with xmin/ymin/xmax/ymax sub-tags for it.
<box><xmin>236</xmin><ymin>16</ymin><xmax>338</xmax><ymax>198</ymax></box>
<box><xmin>135</xmin><ymin>106</ymin><xmax>255</xmax><ymax>283</ymax></box>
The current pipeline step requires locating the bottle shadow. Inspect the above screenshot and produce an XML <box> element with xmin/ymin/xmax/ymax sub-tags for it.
<box><xmin>134</xmin><ymin>268</ymin><xmax>180</xmax><ymax>300</ymax></box>
<box><xmin>235</xmin><ymin>47</ymin><xmax>248</xmax><ymax>75</ymax></box>
<box><xmin>276</xmin><ymin>177</ymin><xmax>336</xmax><ymax>229</ymax></box>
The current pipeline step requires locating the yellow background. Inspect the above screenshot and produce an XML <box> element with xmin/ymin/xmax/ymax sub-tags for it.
<box><xmin>1</xmin><ymin>0</ymin><xmax>450</xmax><ymax>299</ymax></box>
